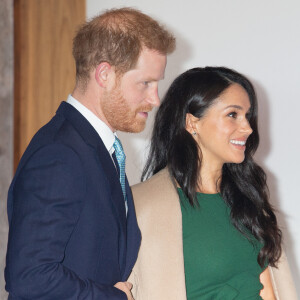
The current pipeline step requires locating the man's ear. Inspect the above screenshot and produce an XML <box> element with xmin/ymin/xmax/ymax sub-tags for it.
<box><xmin>185</xmin><ymin>113</ymin><xmax>198</xmax><ymax>135</ymax></box>
<box><xmin>95</xmin><ymin>62</ymin><xmax>114</xmax><ymax>88</ymax></box>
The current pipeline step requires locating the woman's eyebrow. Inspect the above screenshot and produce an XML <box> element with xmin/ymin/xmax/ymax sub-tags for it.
<box><xmin>224</xmin><ymin>104</ymin><xmax>251</xmax><ymax>113</ymax></box>
<box><xmin>224</xmin><ymin>105</ymin><xmax>243</xmax><ymax>110</ymax></box>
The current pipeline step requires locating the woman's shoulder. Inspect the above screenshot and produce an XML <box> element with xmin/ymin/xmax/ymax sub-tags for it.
<box><xmin>131</xmin><ymin>168</ymin><xmax>179</xmax><ymax>213</ymax></box>
<box><xmin>132</xmin><ymin>168</ymin><xmax>171</xmax><ymax>192</ymax></box>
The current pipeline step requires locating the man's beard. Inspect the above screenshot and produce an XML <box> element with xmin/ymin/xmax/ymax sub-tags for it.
<box><xmin>102</xmin><ymin>86</ymin><xmax>152</xmax><ymax>133</ymax></box>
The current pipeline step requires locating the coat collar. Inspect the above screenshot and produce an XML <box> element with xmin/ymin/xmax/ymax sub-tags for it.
<box><xmin>130</xmin><ymin>168</ymin><xmax>187</xmax><ymax>299</ymax></box>
<box><xmin>66</xmin><ymin>95</ymin><xmax>115</xmax><ymax>152</ymax></box>
<box><xmin>56</xmin><ymin>101</ymin><xmax>105</xmax><ymax>150</ymax></box>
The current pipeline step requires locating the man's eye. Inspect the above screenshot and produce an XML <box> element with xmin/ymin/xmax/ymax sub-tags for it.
<box><xmin>228</xmin><ymin>111</ymin><xmax>237</xmax><ymax>118</ymax></box>
<box><xmin>143</xmin><ymin>81</ymin><xmax>149</xmax><ymax>86</ymax></box>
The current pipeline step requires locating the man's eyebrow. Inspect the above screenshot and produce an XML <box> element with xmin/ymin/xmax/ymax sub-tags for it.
<box><xmin>146</xmin><ymin>76</ymin><xmax>165</xmax><ymax>81</ymax></box>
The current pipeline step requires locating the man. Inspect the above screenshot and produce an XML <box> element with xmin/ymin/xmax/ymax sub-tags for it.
<box><xmin>5</xmin><ymin>8</ymin><xmax>175</xmax><ymax>299</ymax></box>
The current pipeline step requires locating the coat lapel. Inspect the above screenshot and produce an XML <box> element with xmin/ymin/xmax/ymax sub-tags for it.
<box><xmin>130</xmin><ymin>168</ymin><xmax>187</xmax><ymax>299</ymax></box>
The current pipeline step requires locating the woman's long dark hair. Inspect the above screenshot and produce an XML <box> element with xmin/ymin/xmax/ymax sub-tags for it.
<box><xmin>142</xmin><ymin>67</ymin><xmax>281</xmax><ymax>267</ymax></box>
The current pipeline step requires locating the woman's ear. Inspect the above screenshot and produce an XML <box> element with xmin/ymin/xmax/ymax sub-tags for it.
<box><xmin>185</xmin><ymin>113</ymin><xmax>198</xmax><ymax>135</ymax></box>
<box><xmin>95</xmin><ymin>62</ymin><xmax>114</xmax><ymax>88</ymax></box>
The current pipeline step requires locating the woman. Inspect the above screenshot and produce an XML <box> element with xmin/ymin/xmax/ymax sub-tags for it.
<box><xmin>129</xmin><ymin>67</ymin><xmax>296</xmax><ymax>299</ymax></box>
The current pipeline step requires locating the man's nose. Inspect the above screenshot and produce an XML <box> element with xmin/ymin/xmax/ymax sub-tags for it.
<box><xmin>147</xmin><ymin>86</ymin><xmax>160</xmax><ymax>107</ymax></box>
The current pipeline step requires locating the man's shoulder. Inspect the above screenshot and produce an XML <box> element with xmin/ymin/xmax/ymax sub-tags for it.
<box><xmin>29</xmin><ymin>101</ymin><xmax>94</xmax><ymax>150</ymax></box>
<box><xmin>26</xmin><ymin>114</ymin><xmax>74</xmax><ymax>152</ymax></box>
<box><xmin>16</xmin><ymin>104</ymin><xmax>88</xmax><ymax>169</ymax></box>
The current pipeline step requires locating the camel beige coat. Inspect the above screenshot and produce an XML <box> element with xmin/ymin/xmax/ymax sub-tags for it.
<box><xmin>128</xmin><ymin>168</ymin><xmax>298</xmax><ymax>299</ymax></box>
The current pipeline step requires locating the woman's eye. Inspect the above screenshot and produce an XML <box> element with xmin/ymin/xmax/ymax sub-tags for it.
<box><xmin>228</xmin><ymin>111</ymin><xmax>237</xmax><ymax>118</ymax></box>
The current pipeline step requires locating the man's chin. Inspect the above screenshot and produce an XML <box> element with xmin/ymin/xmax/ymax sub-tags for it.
<box><xmin>116</xmin><ymin>121</ymin><xmax>146</xmax><ymax>133</ymax></box>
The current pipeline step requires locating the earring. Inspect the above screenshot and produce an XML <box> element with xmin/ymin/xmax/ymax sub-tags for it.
<box><xmin>192</xmin><ymin>132</ymin><xmax>197</xmax><ymax>136</ymax></box>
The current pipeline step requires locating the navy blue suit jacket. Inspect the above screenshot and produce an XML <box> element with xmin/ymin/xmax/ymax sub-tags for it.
<box><xmin>5</xmin><ymin>102</ymin><xmax>141</xmax><ymax>299</ymax></box>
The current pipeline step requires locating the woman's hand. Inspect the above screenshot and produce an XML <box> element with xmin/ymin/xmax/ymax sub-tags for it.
<box><xmin>260</xmin><ymin>267</ymin><xmax>276</xmax><ymax>300</ymax></box>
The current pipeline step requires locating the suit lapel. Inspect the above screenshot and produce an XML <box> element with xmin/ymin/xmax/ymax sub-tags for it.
<box><xmin>56</xmin><ymin>102</ymin><xmax>127</xmax><ymax>232</ymax></box>
<box><xmin>95</xmin><ymin>145</ymin><xmax>127</xmax><ymax>229</ymax></box>
<box><xmin>122</xmin><ymin>177</ymin><xmax>141</xmax><ymax>280</ymax></box>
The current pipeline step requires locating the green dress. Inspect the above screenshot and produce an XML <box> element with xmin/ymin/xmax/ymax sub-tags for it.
<box><xmin>178</xmin><ymin>188</ymin><xmax>266</xmax><ymax>300</ymax></box>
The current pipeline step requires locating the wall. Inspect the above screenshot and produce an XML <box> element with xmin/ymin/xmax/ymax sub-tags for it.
<box><xmin>88</xmin><ymin>0</ymin><xmax>300</xmax><ymax>295</ymax></box>
<box><xmin>14</xmin><ymin>0</ymin><xmax>86</xmax><ymax>167</ymax></box>
<box><xmin>0</xmin><ymin>1</ymin><xmax>13</xmax><ymax>298</ymax></box>
<box><xmin>0</xmin><ymin>1</ymin><xmax>85</xmax><ymax>298</ymax></box>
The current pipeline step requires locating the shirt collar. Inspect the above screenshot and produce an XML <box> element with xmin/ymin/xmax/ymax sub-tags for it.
<box><xmin>67</xmin><ymin>94</ymin><xmax>116</xmax><ymax>153</ymax></box>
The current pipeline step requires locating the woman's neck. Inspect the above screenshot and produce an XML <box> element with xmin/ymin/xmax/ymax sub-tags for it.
<box><xmin>198</xmin><ymin>161</ymin><xmax>223</xmax><ymax>194</ymax></box>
